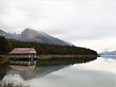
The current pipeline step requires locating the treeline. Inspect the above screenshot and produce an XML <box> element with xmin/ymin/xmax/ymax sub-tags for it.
<box><xmin>0</xmin><ymin>36</ymin><xmax>97</xmax><ymax>55</ymax></box>
<box><xmin>0</xmin><ymin>36</ymin><xmax>8</xmax><ymax>54</ymax></box>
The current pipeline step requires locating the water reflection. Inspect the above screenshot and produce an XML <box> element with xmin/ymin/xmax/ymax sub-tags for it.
<box><xmin>5</xmin><ymin>65</ymin><xmax>67</xmax><ymax>80</ymax></box>
<box><xmin>26</xmin><ymin>57</ymin><xmax>115</xmax><ymax>87</ymax></box>
<box><xmin>37</xmin><ymin>56</ymin><xmax>97</xmax><ymax>66</ymax></box>
<box><xmin>1</xmin><ymin>56</ymin><xmax>116</xmax><ymax>87</ymax></box>
<box><xmin>0</xmin><ymin>64</ymin><xmax>8</xmax><ymax>80</ymax></box>
<box><xmin>0</xmin><ymin>57</ymin><xmax>97</xmax><ymax>81</ymax></box>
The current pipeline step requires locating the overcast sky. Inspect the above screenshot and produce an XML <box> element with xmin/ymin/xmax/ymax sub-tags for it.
<box><xmin>0</xmin><ymin>0</ymin><xmax>116</xmax><ymax>52</ymax></box>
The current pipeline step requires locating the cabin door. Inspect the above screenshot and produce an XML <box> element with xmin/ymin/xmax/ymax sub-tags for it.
<box><xmin>31</xmin><ymin>53</ymin><xmax>34</xmax><ymax>65</ymax></box>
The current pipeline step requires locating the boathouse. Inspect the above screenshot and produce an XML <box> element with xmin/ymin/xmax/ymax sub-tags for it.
<box><xmin>9</xmin><ymin>48</ymin><xmax>37</xmax><ymax>66</ymax></box>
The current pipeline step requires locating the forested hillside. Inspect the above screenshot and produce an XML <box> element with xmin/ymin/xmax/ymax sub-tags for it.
<box><xmin>0</xmin><ymin>36</ymin><xmax>97</xmax><ymax>55</ymax></box>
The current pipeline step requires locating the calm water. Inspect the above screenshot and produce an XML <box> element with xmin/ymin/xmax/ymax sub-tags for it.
<box><xmin>0</xmin><ymin>56</ymin><xmax>116</xmax><ymax>87</ymax></box>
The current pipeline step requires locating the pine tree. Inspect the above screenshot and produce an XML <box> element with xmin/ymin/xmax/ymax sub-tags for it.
<box><xmin>0</xmin><ymin>36</ymin><xmax>8</xmax><ymax>54</ymax></box>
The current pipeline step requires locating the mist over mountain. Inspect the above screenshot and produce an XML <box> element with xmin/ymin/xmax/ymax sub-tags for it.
<box><xmin>0</xmin><ymin>28</ymin><xmax>71</xmax><ymax>45</ymax></box>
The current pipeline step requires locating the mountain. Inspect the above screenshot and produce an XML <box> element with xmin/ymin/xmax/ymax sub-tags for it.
<box><xmin>0</xmin><ymin>29</ymin><xmax>9</xmax><ymax>37</ymax></box>
<box><xmin>100</xmin><ymin>50</ymin><xmax>116</xmax><ymax>55</ymax></box>
<box><xmin>0</xmin><ymin>28</ymin><xmax>71</xmax><ymax>45</ymax></box>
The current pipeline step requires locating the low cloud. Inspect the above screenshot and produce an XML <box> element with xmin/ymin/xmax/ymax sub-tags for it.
<box><xmin>0</xmin><ymin>0</ymin><xmax>116</xmax><ymax>51</ymax></box>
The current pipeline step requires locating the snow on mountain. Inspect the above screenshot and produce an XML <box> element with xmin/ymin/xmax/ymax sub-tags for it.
<box><xmin>0</xmin><ymin>29</ymin><xmax>20</xmax><ymax>40</ymax></box>
<box><xmin>0</xmin><ymin>28</ymin><xmax>71</xmax><ymax>45</ymax></box>
<box><xmin>0</xmin><ymin>29</ymin><xmax>10</xmax><ymax>37</ymax></box>
<box><xmin>100</xmin><ymin>50</ymin><xmax>116</xmax><ymax>55</ymax></box>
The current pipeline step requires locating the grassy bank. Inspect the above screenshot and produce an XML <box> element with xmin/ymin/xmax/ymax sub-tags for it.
<box><xmin>39</xmin><ymin>54</ymin><xmax>98</xmax><ymax>59</ymax></box>
<box><xmin>0</xmin><ymin>55</ymin><xmax>9</xmax><ymax>63</ymax></box>
<box><xmin>0</xmin><ymin>54</ymin><xmax>98</xmax><ymax>62</ymax></box>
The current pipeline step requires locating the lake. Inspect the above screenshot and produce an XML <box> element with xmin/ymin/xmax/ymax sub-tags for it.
<box><xmin>0</xmin><ymin>56</ymin><xmax>116</xmax><ymax>87</ymax></box>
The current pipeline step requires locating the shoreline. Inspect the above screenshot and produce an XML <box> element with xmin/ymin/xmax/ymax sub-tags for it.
<box><xmin>0</xmin><ymin>54</ymin><xmax>98</xmax><ymax>63</ymax></box>
<box><xmin>39</xmin><ymin>54</ymin><xmax>99</xmax><ymax>59</ymax></box>
<box><xmin>0</xmin><ymin>55</ymin><xmax>8</xmax><ymax>63</ymax></box>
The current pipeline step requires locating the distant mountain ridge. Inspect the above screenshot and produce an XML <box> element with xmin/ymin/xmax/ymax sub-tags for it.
<box><xmin>100</xmin><ymin>50</ymin><xmax>116</xmax><ymax>55</ymax></box>
<box><xmin>0</xmin><ymin>28</ymin><xmax>71</xmax><ymax>45</ymax></box>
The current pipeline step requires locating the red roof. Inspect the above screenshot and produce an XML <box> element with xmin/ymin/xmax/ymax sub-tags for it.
<box><xmin>9</xmin><ymin>48</ymin><xmax>36</xmax><ymax>54</ymax></box>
